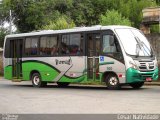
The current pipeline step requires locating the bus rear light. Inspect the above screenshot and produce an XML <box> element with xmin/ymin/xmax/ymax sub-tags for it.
<box><xmin>118</xmin><ymin>74</ymin><xmax>122</xmax><ymax>78</ymax></box>
<box><xmin>96</xmin><ymin>70</ymin><xmax>99</xmax><ymax>78</ymax></box>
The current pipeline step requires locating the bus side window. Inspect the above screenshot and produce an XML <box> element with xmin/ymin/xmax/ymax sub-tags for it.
<box><xmin>102</xmin><ymin>34</ymin><xmax>123</xmax><ymax>61</ymax></box>
<box><xmin>103</xmin><ymin>35</ymin><xmax>117</xmax><ymax>53</ymax></box>
<box><xmin>40</xmin><ymin>36</ymin><xmax>58</xmax><ymax>56</ymax></box>
<box><xmin>61</xmin><ymin>34</ymin><xmax>83</xmax><ymax>55</ymax></box>
<box><xmin>31</xmin><ymin>38</ymin><xmax>38</xmax><ymax>55</ymax></box>
<box><xmin>25</xmin><ymin>37</ymin><xmax>39</xmax><ymax>56</ymax></box>
<box><xmin>4</xmin><ymin>39</ymin><xmax>10</xmax><ymax>58</ymax></box>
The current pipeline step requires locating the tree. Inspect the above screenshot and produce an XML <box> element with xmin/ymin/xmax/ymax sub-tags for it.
<box><xmin>2</xmin><ymin>0</ymin><xmax>74</xmax><ymax>32</ymax></box>
<box><xmin>0</xmin><ymin>28</ymin><xmax>8</xmax><ymax>47</ymax></box>
<box><xmin>118</xmin><ymin>0</ymin><xmax>157</xmax><ymax>27</ymax></box>
<box><xmin>1</xmin><ymin>0</ymin><xmax>159</xmax><ymax>33</ymax></box>
<box><xmin>156</xmin><ymin>0</ymin><xmax>160</xmax><ymax>5</ymax></box>
<box><xmin>2</xmin><ymin>0</ymin><xmax>55</xmax><ymax>32</ymax></box>
<box><xmin>42</xmin><ymin>16</ymin><xmax>75</xmax><ymax>30</ymax></box>
<box><xmin>100</xmin><ymin>10</ymin><xmax>131</xmax><ymax>26</ymax></box>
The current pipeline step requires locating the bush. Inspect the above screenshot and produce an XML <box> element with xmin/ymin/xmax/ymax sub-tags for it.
<box><xmin>100</xmin><ymin>10</ymin><xmax>131</xmax><ymax>26</ymax></box>
<box><xmin>43</xmin><ymin>16</ymin><xmax>75</xmax><ymax>30</ymax></box>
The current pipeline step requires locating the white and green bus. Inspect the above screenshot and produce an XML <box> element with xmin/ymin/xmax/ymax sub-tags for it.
<box><xmin>3</xmin><ymin>25</ymin><xmax>159</xmax><ymax>89</ymax></box>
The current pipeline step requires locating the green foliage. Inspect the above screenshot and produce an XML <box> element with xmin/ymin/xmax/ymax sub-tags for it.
<box><xmin>150</xmin><ymin>25</ymin><xmax>160</xmax><ymax>33</ymax></box>
<box><xmin>1</xmin><ymin>0</ymin><xmax>159</xmax><ymax>33</ymax></box>
<box><xmin>0</xmin><ymin>0</ymin><xmax>9</xmax><ymax>26</ymax></box>
<box><xmin>118</xmin><ymin>0</ymin><xmax>157</xmax><ymax>27</ymax></box>
<box><xmin>42</xmin><ymin>16</ymin><xmax>75</xmax><ymax>30</ymax></box>
<box><xmin>156</xmin><ymin>0</ymin><xmax>160</xmax><ymax>5</ymax></box>
<box><xmin>100</xmin><ymin>10</ymin><xmax>131</xmax><ymax>26</ymax></box>
<box><xmin>70</xmin><ymin>0</ymin><xmax>98</xmax><ymax>26</ymax></box>
<box><xmin>0</xmin><ymin>28</ymin><xmax>8</xmax><ymax>47</ymax></box>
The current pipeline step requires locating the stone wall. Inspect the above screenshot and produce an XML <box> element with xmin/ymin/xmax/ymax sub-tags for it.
<box><xmin>146</xmin><ymin>33</ymin><xmax>160</xmax><ymax>81</ymax></box>
<box><xmin>146</xmin><ymin>33</ymin><xmax>160</xmax><ymax>63</ymax></box>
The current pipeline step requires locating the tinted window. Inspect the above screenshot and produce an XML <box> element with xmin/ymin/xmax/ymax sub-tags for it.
<box><xmin>25</xmin><ymin>37</ymin><xmax>39</xmax><ymax>56</ymax></box>
<box><xmin>4</xmin><ymin>39</ymin><xmax>10</xmax><ymax>58</ymax></box>
<box><xmin>103</xmin><ymin>35</ymin><xmax>117</xmax><ymax>53</ymax></box>
<box><xmin>40</xmin><ymin>36</ymin><xmax>58</xmax><ymax>56</ymax></box>
<box><xmin>102</xmin><ymin>33</ymin><xmax>123</xmax><ymax>61</ymax></box>
<box><xmin>61</xmin><ymin>33</ymin><xmax>83</xmax><ymax>55</ymax></box>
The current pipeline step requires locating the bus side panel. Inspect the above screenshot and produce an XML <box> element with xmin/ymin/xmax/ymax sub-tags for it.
<box><xmin>22</xmin><ymin>61</ymin><xmax>59</xmax><ymax>81</ymax></box>
<box><xmin>4</xmin><ymin>65</ymin><xmax>12</xmax><ymax>80</ymax></box>
<box><xmin>99</xmin><ymin>56</ymin><xmax>126</xmax><ymax>83</ymax></box>
<box><xmin>3</xmin><ymin>57</ymin><xmax>12</xmax><ymax>80</ymax></box>
<box><xmin>58</xmin><ymin>56</ymin><xmax>87</xmax><ymax>83</ymax></box>
<box><xmin>22</xmin><ymin>56</ymin><xmax>87</xmax><ymax>83</ymax></box>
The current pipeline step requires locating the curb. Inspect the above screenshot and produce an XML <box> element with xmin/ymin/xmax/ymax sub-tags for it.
<box><xmin>144</xmin><ymin>82</ymin><xmax>160</xmax><ymax>86</ymax></box>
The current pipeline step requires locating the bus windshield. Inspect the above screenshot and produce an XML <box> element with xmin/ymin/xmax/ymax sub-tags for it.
<box><xmin>115</xmin><ymin>28</ymin><xmax>153</xmax><ymax>57</ymax></box>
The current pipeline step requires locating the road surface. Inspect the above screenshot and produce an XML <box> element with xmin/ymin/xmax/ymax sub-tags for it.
<box><xmin>0</xmin><ymin>78</ymin><xmax>160</xmax><ymax>114</ymax></box>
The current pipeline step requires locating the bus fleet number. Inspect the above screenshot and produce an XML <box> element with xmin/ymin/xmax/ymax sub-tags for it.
<box><xmin>107</xmin><ymin>67</ymin><xmax>112</xmax><ymax>71</ymax></box>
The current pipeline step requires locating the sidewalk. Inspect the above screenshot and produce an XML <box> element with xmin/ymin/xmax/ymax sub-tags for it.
<box><xmin>145</xmin><ymin>81</ymin><xmax>160</xmax><ymax>86</ymax></box>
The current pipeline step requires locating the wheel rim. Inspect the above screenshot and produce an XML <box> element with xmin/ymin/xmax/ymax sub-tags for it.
<box><xmin>109</xmin><ymin>77</ymin><xmax>118</xmax><ymax>86</ymax></box>
<box><xmin>33</xmin><ymin>76</ymin><xmax>40</xmax><ymax>85</ymax></box>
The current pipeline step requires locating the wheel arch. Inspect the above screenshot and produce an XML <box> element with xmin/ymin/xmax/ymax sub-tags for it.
<box><xmin>101</xmin><ymin>71</ymin><xmax>119</xmax><ymax>82</ymax></box>
<box><xmin>30</xmin><ymin>70</ymin><xmax>41</xmax><ymax>80</ymax></box>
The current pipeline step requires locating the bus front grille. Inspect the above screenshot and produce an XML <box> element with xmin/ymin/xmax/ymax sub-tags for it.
<box><xmin>141</xmin><ymin>73</ymin><xmax>153</xmax><ymax>80</ymax></box>
<box><xmin>138</xmin><ymin>61</ymin><xmax>154</xmax><ymax>72</ymax></box>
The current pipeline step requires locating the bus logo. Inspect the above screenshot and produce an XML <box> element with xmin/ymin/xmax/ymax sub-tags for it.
<box><xmin>55</xmin><ymin>59</ymin><xmax>71</xmax><ymax>65</ymax></box>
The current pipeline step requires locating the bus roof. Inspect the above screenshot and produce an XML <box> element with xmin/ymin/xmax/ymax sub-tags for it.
<box><xmin>5</xmin><ymin>25</ymin><xmax>134</xmax><ymax>38</ymax></box>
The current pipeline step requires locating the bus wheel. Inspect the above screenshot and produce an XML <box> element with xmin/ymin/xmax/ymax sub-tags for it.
<box><xmin>129</xmin><ymin>82</ymin><xmax>144</xmax><ymax>89</ymax></box>
<box><xmin>106</xmin><ymin>74</ymin><xmax>120</xmax><ymax>90</ymax></box>
<box><xmin>57</xmin><ymin>82</ymin><xmax>70</xmax><ymax>87</ymax></box>
<box><xmin>31</xmin><ymin>73</ymin><xmax>47</xmax><ymax>87</ymax></box>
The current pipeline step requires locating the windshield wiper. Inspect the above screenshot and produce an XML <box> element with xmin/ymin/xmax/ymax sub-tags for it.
<box><xmin>141</xmin><ymin>40</ymin><xmax>153</xmax><ymax>57</ymax></box>
<box><xmin>135</xmin><ymin>37</ymin><xmax>141</xmax><ymax>57</ymax></box>
<box><xmin>135</xmin><ymin>37</ymin><xmax>152</xmax><ymax>57</ymax></box>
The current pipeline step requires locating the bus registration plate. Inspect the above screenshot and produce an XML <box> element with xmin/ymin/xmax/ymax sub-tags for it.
<box><xmin>146</xmin><ymin>77</ymin><xmax>152</xmax><ymax>82</ymax></box>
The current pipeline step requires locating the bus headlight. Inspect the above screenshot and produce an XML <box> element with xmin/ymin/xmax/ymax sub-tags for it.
<box><xmin>129</xmin><ymin>61</ymin><xmax>138</xmax><ymax>70</ymax></box>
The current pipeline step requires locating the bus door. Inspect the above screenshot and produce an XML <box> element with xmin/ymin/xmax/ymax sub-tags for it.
<box><xmin>87</xmin><ymin>33</ymin><xmax>100</xmax><ymax>80</ymax></box>
<box><xmin>10</xmin><ymin>39</ymin><xmax>23</xmax><ymax>80</ymax></box>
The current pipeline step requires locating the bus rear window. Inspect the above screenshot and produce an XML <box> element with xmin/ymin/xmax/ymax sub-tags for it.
<box><xmin>4</xmin><ymin>39</ymin><xmax>10</xmax><ymax>58</ymax></box>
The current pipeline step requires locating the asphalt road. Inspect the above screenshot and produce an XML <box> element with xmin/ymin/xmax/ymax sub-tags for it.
<box><xmin>0</xmin><ymin>78</ymin><xmax>160</xmax><ymax>114</ymax></box>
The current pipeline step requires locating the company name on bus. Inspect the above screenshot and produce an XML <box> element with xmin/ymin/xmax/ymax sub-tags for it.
<box><xmin>55</xmin><ymin>59</ymin><xmax>71</xmax><ymax>65</ymax></box>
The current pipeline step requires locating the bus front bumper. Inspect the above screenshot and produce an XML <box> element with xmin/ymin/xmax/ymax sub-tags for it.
<box><xmin>126</xmin><ymin>67</ymin><xmax>159</xmax><ymax>83</ymax></box>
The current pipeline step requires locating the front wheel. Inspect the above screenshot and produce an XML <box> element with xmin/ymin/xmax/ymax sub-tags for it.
<box><xmin>129</xmin><ymin>82</ymin><xmax>144</xmax><ymax>89</ymax></box>
<box><xmin>105</xmin><ymin>74</ymin><xmax>120</xmax><ymax>90</ymax></box>
<box><xmin>31</xmin><ymin>73</ymin><xmax>47</xmax><ymax>87</ymax></box>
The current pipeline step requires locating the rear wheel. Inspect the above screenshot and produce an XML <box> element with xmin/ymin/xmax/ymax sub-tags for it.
<box><xmin>105</xmin><ymin>74</ymin><xmax>120</xmax><ymax>90</ymax></box>
<box><xmin>57</xmin><ymin>82</ymin><xmax>70</xmax><ymax>87</ymax></box>
<box><xmin>129</xmin><ymin>82</ymin><xmax>144</xmax><ymax>89</ymax></box>
<box><xmin>31</xmin><ymin>73</ymin><xmax>47</xmax><ymax>87</ymax></box>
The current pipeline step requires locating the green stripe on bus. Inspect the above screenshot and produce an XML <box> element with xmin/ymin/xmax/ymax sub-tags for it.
<box><xmin>22</xmin><ymin>61</ymin><xmax>86</xmax><ymax>82</ymax></box>
<box><xmin>4</xmin><ymin>65</ymin><xmax>12</xmax><ymax>80</ymax></box>
<box><xmin>99</xmin><ymin>61</ymin><xmax>114</xmax><ymax>65</ymax></box>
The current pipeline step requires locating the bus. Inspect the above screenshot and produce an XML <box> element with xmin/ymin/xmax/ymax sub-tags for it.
<box><xmin>3</xmin><ymin>25</ymin><xmax>159</xmax><ymax>89</ymax></box>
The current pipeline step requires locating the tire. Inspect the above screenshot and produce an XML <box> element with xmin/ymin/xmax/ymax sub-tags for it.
<box><xmin>57</xmin><ymin>82</ymin><xmax>70</xmax><ymax>87</ymax></box>
<box><xmin>31</xmin><ymin>73</ymin><xmax>47</xmax><ymax>87</ymax></box>
<box><xmin>105</xmin><ymin>74</ymin><xmax>120</xmax><ymax>90</ymax></box>
<box><xmin>129</xmin><ymin>82</ymin><xmax>144</xmax><ymax>89</ymax></box>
